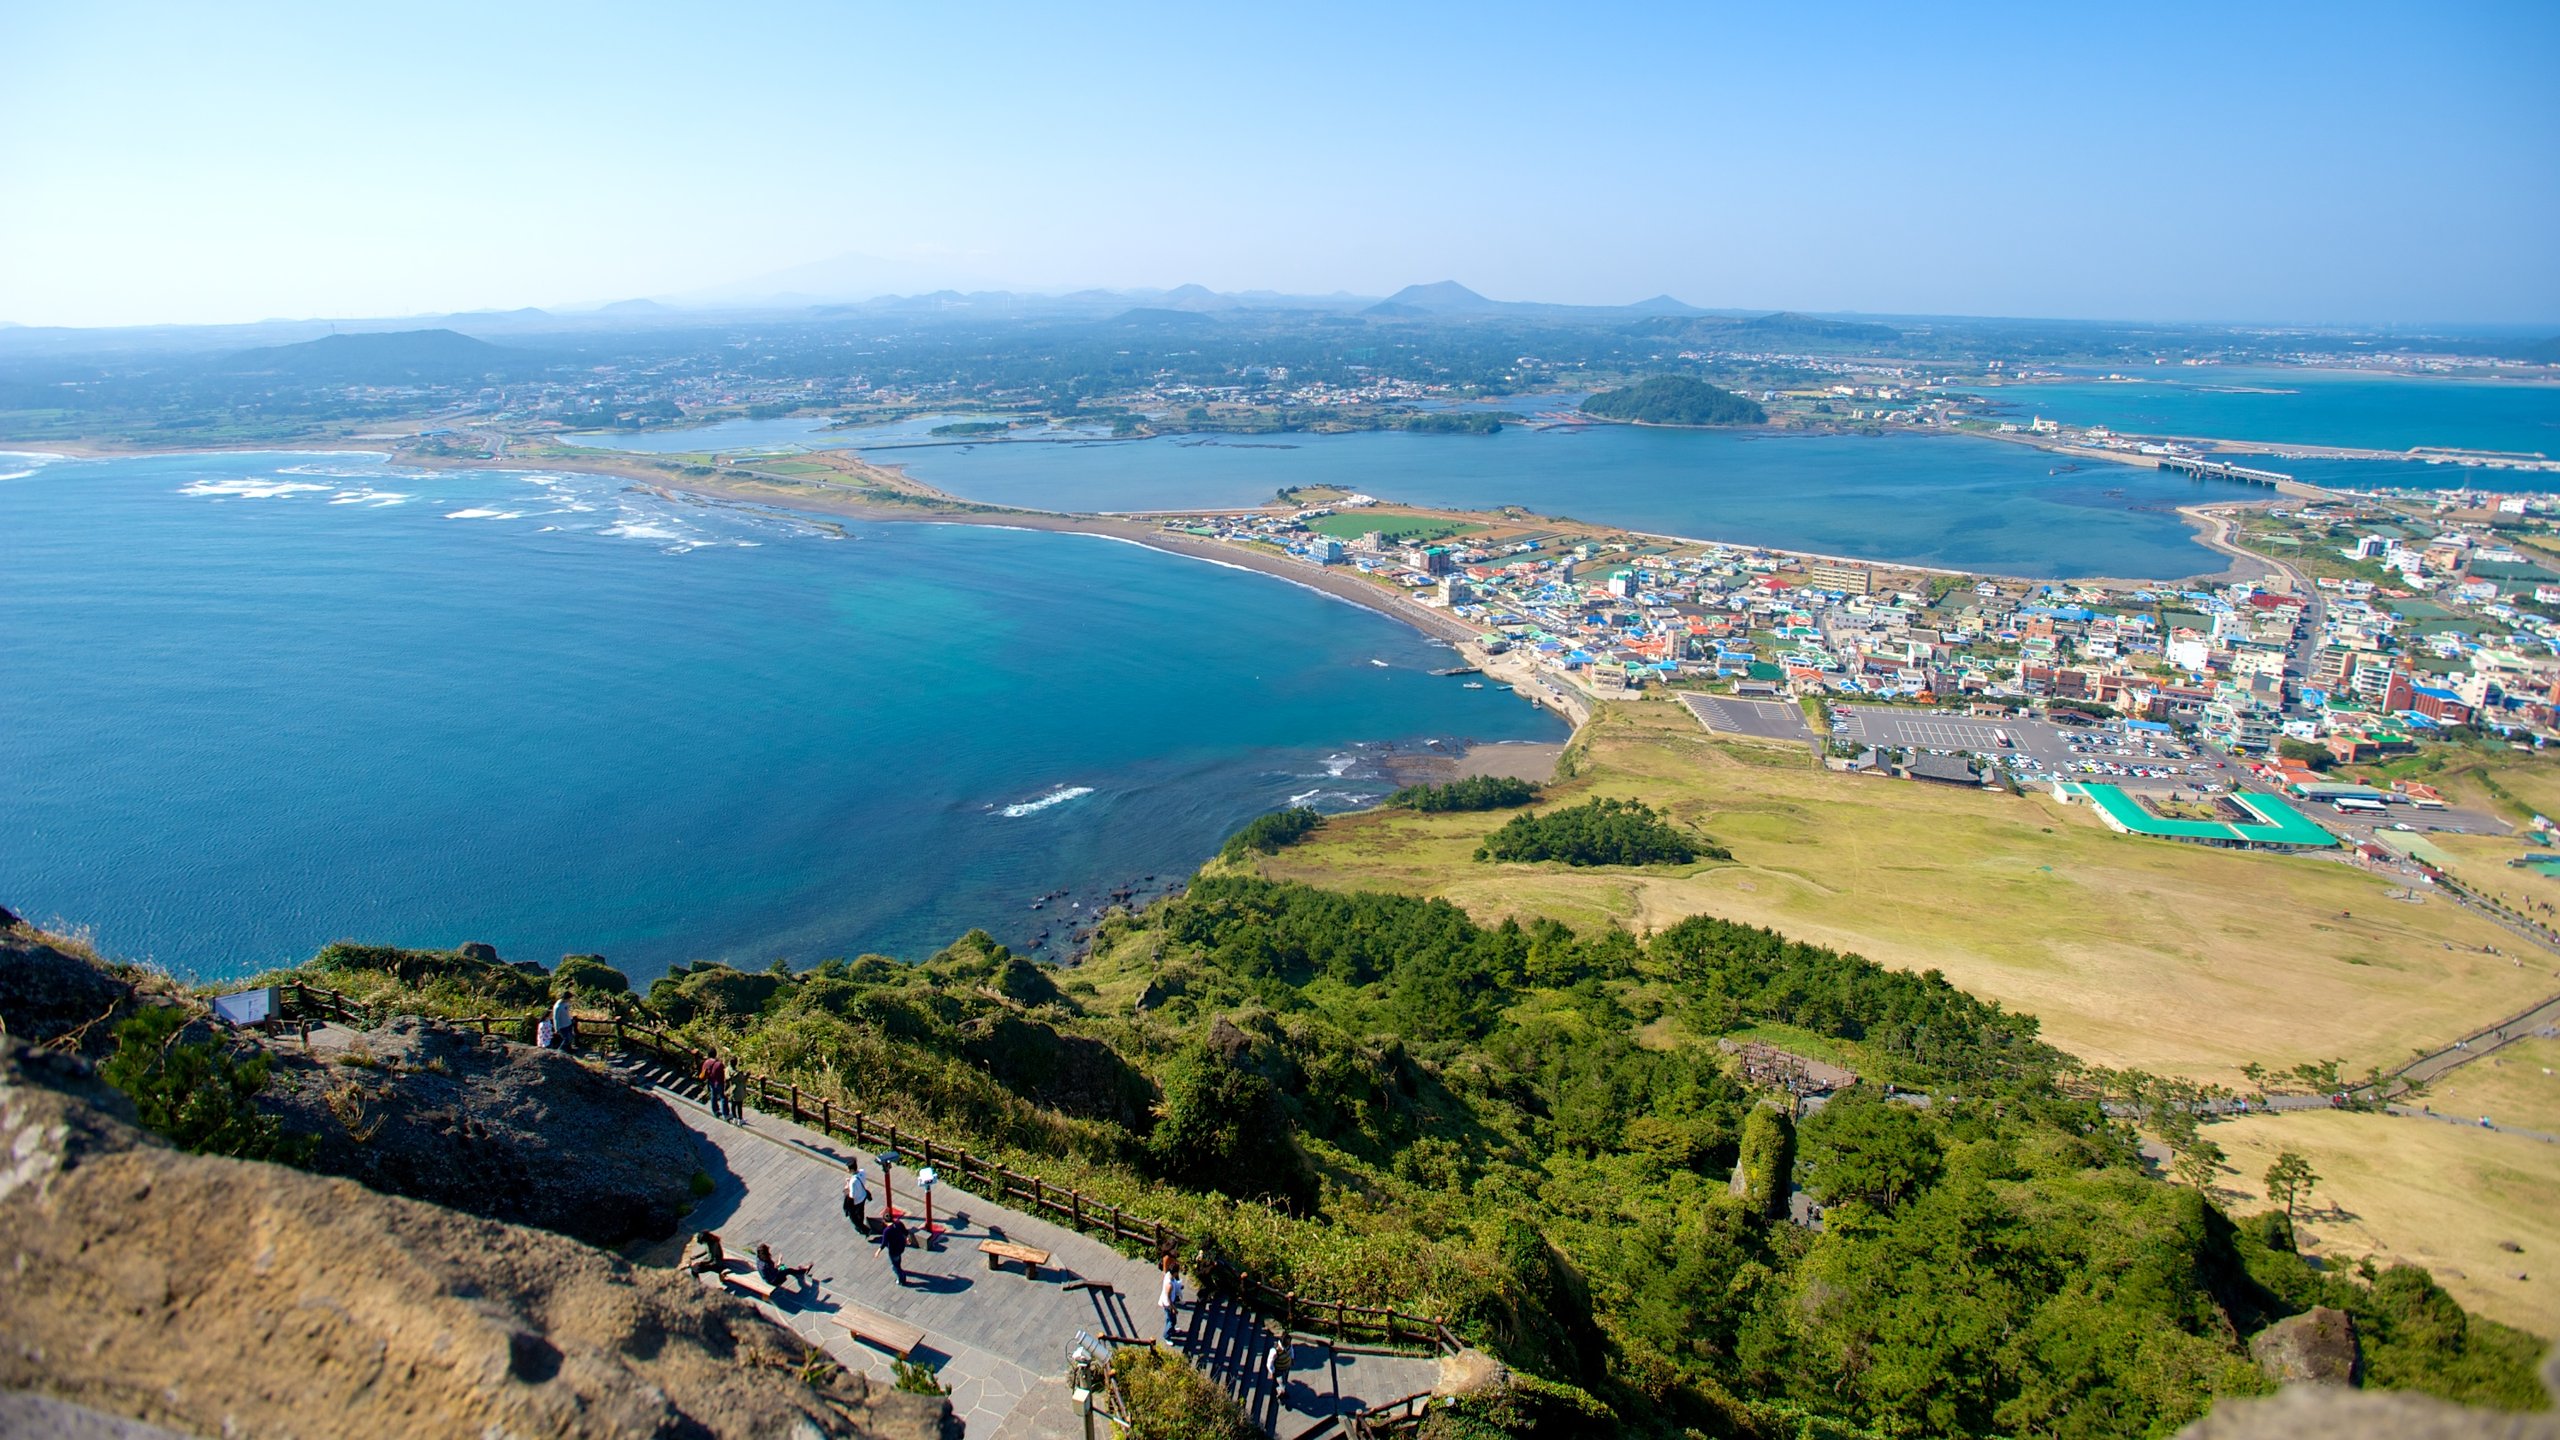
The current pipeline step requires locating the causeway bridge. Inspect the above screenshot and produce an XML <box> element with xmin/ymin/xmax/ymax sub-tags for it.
<box><xmin>2157</xmin><ymin>456</ymin><xmax>2294</xmax><ymax>488</ymax></box>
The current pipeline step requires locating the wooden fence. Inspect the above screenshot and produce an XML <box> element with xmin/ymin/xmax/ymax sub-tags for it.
<box><xmin>279</xmin><ymin>983</ymin><xmax>1459</xmax><ymax>1354</ymax></box>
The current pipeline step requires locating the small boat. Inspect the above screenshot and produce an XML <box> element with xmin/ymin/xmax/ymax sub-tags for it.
<box><xmin>1369</xmin><ymin>659</ymin><xmax>1389</xmax><ymax>668</ymax></box>
<box><xmin>1463</xmin><ymin>681</ymin><xmax>1485</xmax><ymax>689</ymax></box>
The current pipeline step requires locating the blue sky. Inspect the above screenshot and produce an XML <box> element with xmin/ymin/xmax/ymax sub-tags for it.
<box><xmin>3</xmin><ymin>1</ymin><xmax>2554</xmax><ymax>327</ymax></box>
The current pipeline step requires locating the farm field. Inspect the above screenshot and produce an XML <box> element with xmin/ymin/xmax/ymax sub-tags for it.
<box><xmin>2206</xmin><ymin>1109</ymin><xmax>2560</xmax><ymax>1342</ymax></box>
<box><xmin>1259</xmin><ymin>698</ymin><xmax>2557</xmax><ymax>1084</ymax></box>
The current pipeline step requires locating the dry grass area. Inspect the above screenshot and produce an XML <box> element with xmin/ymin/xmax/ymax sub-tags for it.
<box><xmin>1261</xmin><ymin>698</ymin><xmax>2557</xmax><ymax>1085</ymax></box>
<box><xmin>2418</xmin><ymin>1038</ymin><xmax>2560</xmax><ymax>1137</ymax></box>
<box><xmin>2204</xmin><ymin>1109</ymin><xmax>2560</xmax><ymax>1342</ymax></box>
<box><xmin>2426</xmin><ymin>830</ymin><xmax>2560</xmax><ymax>926</ymax></box>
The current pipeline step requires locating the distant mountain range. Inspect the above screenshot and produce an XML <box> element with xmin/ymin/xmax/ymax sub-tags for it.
<box><xmin>215</xmin><ymin>329</ymin><xmax>541</xmax><ymax>384</ymax></box>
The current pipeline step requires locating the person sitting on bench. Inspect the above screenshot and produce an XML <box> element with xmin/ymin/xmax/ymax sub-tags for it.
<box><xmin>754</xmin><ymin>1242</ymin><xmax>812</xmax><ymax>1293</ymax></box>
<box><xmin>681</xmin><ymin>1231</ymin><xmax>726</xmax><ymax>1278</ymax></box>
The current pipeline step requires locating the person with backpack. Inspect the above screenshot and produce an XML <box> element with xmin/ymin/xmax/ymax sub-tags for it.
<box><xmin>699</xmin><ymin>1052</ymin><xmax>729</xmax><ymax>1120</ymax></box>
<box><xmin>842</xmin><ymin>1160</ymin><xmax>871</xmax><ymax>1235</ymax></box>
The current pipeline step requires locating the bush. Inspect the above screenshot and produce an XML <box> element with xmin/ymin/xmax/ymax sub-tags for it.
<box><xmin>1476</xmin><ymin>798</ymin><xmax>1714</xmax><ymax>867</ymax></box>
<box><xmin>553</xmin><ymin>954</ymin><xmax>629</xmax><ymax>997</ymax></box>
<box><xmin>1387</xmin><ymin>775</ymin><xmax>1542</xmax><ymax>812</ymax></box>
<box><xmin>100</xmin><ymin>1006</ymin><xmax>314</xmax><ymax>1165</ymax></box>
<box><xmin>1148</xmin><ymin>1040</ymin><xmax>1317</xmax><ymax>1211</ymax></box>
<box><xmin>1108</xmin><ymin>1345</ymin><xmax>1259</xmax><ymax>1440</ymax></box>
<box><xmin>1737</xmin><ymin>1105</ymin><xmax>1796</xmax><ymax>1219</ymax></box>
<box><xmin>1221</xmin><ymin>806</ymin><xmax>1322</xmax><ymax>860</ymax></box>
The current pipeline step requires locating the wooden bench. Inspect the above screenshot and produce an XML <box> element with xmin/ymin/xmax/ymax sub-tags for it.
<box><xmin>979</xmin><ymin>1238</ymin><xmax>1055</xmax><ymax>1279</ymax></box>
<box><xmin>718</xmin><ymin>1261</ymin><xmax>778</xmax><ymax>1300</ymax></box>
<box><xmin>829</xmin><ymin>1302</ymin><xmax>926</xmax><ymax>1359</ymax></box>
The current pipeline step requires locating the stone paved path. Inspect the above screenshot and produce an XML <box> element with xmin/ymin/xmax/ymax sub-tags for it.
<box><xmin>641</xmin><ymin>1072</ymin><xmax>1442</xmax><ymax>1439</ymax></box>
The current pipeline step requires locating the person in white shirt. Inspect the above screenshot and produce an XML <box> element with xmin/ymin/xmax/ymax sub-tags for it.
<box><xmin>843</xmin><ymin>1160</ymin><xmax>871</xmax><ymax>1235</ymax></box>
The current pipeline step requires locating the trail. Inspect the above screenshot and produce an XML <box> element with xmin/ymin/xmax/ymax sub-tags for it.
<box><xmin>615</xmin><ymin>1052</ymin><xmax>1443</xmax><ymax>1440</ymax></box>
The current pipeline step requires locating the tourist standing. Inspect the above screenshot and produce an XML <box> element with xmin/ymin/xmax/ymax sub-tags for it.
<box><xmin>700</xmin><ymin>1052</ymin><xmax>729</xmax><ymax>1120</ymax></box>
<box><xmin>882</xmin><ymin>1215</ymin><xmax>911</xmax><ymax>1286</ymax></box>
<box><xmin>551</xmin><ymin>993</ymin><xmax>575</xmax><ymax>1053</ymax></box>
<box><xmin>728</xmin><ymin>1066</ymin><xmax>747</xmax><ymax>1123</ymax></box>
<box><xmin>843</xmin><ymin>1160</ymin><xmax>871</xmax><ymax>1235</ymax></box>
<box><xmin>1157</xmin><ymin>1253</ymin><xmax>1184</xmax><ymax>1340</ymax></box>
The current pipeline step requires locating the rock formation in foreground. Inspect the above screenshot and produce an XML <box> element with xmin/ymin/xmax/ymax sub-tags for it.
<box><xmin>0</xmin><ymin>915</ymin><xmax>952</xmax><ymax>1440</ymax></box>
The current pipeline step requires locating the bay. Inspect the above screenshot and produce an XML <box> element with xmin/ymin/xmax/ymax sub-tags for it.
<box><xmin>877</xmin><ymin>428</ymin><xmax>2239</xmax><ymax>579</ymax></box>
<box><xmin>0</xmin><ymin>451</ymin><xmax>1560</xmax><ymax>983</ymax></box>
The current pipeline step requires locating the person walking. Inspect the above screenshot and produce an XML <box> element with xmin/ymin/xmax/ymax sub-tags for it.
<box><xmin>1157</xmin><ymin>1253</ymin><xmax>1184</xmax><ymax>1341</ymax></box>
<box><xmin>699</xmin><ymin>1052</ymin><xmax>729</xmax><ymax>1121</ymax></box>
<box><xmin>843</xmin><ymin>1160</ymin><xmax>871</xmax><ymax>1236</ymax></box>
<box><xmin>550</xmin><ymin>993</ymin><xmax>575</xmax><ymax>1054</ymax></box>
<box><xmin>881</xmin><ymin>1215</ymin><xmax>912</xmax><ymax>1286</ymax></box>
<box><xmin>728</xmin><ymin>1065</ymin><xmax>747</xmax><ymax>1123</ymax></box>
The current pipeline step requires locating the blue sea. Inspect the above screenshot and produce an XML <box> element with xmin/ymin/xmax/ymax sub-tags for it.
<box><xmin>1962</xmin><ymin>367</ymin><xmax>2560</xmax><ymax>470</ymax></box>
<box><xmin>0</xmin><ymin>450</ymin><xmax>1560</xmax><ymax>982</ymax></box>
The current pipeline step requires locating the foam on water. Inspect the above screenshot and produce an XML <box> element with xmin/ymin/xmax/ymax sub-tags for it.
<box><xmin>444</xmin><ymin>507</ymin><xmax>524</xmax><ymax>520</ymax></box>
<box><xmin>179</xmin><ymin>478</ymin><xmax>334</xmax><ymax>500</ymax></box>
<box><xmin>1000</xmin><ymin>785</ymin><xmax>1096</xmax><ymax>818</ymax></box>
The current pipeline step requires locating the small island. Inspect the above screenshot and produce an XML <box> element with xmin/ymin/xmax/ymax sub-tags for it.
<box><xmin>1581</xmin><ymin>374</ymin><xmax>1768</xmax><ymax>426</ymax></box>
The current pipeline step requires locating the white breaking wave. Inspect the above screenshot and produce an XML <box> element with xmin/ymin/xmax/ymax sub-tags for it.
<box><xmin>599</xmin><ymin>519</ymin><xmax>688</xmax><ymax>542</ymax></box>
<box><xmin>1323</xmin><ymin>753</ymin><xmax>1356</xmax><ymax>777</ymax></box>
<box><xmin>329</xmin><ymin>489</ymin><xmax>411</xmax><ymax>506</ymax></box>
<box><xmin>1001</xmin><ymin>785</ymin><xmax>1095</xmax><ymax>818</ymax></box>
<box><xmin>179</xmin><ymin>479</ymin><xmax>332</xmax><ymax>500</ymax></box>
<box><xmin>443</xmin><ymin>507</ymin><xmax>523</xmax><ymax>520</ymax></box>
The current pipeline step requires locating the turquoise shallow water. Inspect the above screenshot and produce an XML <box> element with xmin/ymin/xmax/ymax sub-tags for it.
<box><xmin>1962</xmin><ymin>368</ymin><xmax>2560</xmax><ymax>458</ymax></box>
<box><xmin>0</xmin><ymin>451</ymin><xmax>1559</xmax><ymax>982</ymax></box>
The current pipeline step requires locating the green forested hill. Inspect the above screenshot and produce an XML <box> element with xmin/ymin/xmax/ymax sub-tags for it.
<box><xmin>249</xmin><ymin>869</ymin><xmax>2550</xmax><ymax>1438</ymax></box>
<box><xmin>1581</xmin><ymin>376</ymin><xmax>1767</xmax><ymax>426</ymax></box>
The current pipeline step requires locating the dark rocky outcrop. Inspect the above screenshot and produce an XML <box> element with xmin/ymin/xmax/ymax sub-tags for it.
<box><xmin>0</xmin><ymin>1038</ymin><xmax>951</xmax><ymax>1440</ymax></box>
<box><xmin>254</xmin><ymin>1016</ymin><xmax>701</xmax><ymax>1248</ymax></box>
<box><xmin>0</xmin><ymin>927</ymin><xmax>134</xmax><ymax>1054</ymax></box>
<box><xmin>2250</xmin><ymin>1305</ymin><xmax>2361</xmax><ymax>1386</ymax></box>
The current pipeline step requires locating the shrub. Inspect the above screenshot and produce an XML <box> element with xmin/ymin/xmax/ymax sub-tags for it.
<box><xmin>1108</xmin><ymin>1345</ymin><xmax>1258</xmax><ymax>1440</ymax></box>
<box><xmin>100</xmin><ymin>1006</ymin><xmax>314</xmax><ymax>1165</ymax></box>
<box><xmin>1737</xmin><ymin>1105</ymin><xmax>1796</xmax><ymax>1219</ymax></box>
<box><xmin>1476</xmin><ymin>798</ymin><xmax>1714</xmax><ymax>867</ymax></box>
<box><xmin>1220</xmin><ymin>806</ymin><xmax>1322</xmax><ymax>859</ymax></box>
<box><xmin>1387</xmin><ymin>775</ymin><xmax>1542</xmax><ymax>812</ymax></box>
<box><xmin>553</xmin><ymin>954</ymin><xmax>629</xmax><ymax>997</ymax></box>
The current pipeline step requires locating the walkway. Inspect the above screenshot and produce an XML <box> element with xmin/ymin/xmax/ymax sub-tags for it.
<box><xmin>630</xmin><ymin>1064</ymin><xmax>1443</xmax><ymax>1439</ymax></box>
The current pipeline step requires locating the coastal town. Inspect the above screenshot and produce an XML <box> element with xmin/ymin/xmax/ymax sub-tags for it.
<box><xmin>1148</xmin><ymin>473</ymin><xmax>2560</xmax><ymax>866</ymax></box>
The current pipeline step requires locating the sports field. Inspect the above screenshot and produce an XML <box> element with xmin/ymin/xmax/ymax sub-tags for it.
<box><xmin>1259</xmin><ymin>697</ymin><xmax>2556</xmax><ymax>1084</ymax></box>
<box><xmin>2206</xmin><ymin>1110</ymin><xmax>2559</xmax><ymax>1340</ymax></box>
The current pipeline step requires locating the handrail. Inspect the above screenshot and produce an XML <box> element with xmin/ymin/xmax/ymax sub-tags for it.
<box><xmin>275</xmin><ymin>983</ymin><xmax>1458</xmax><ymax>1353</ymax></box>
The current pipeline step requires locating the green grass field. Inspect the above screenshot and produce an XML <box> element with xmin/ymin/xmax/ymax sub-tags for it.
<box><xmin>1303</xmin><ymin>513</ymin><xmax>1483</xmax><ymax>544</ymax></box>
<box><xmin>1258</xmin><ymin>698</ymin><xmax>2555</xmax><ymax>1086</ymax></box>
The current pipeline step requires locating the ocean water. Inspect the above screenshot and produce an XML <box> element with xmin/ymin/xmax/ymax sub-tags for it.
<box><xmin>1962</xmin><ymin>367</ymin><xmax>2560</xmax><ymax>457</ymax></box>
<box><xmin>0</xmin><ymin>451</ymin><xmax>1560</xmax><ymax>982</ymax></box>
<box><xmin>874</xmin><ymin>428</ymin><xmax>2241</xmax><ymax>579</ymax></box>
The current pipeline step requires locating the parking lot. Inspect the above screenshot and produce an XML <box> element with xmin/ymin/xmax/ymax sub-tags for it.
<box><xmin>1680</xmin><ymin>694</ymin><xmax>1814</xmax><ymax>745</ymax></box>
<box><xmin>1830</xmin><ymin>704</ymin><xmax>2230</xmax><ymax>788</ymax></box>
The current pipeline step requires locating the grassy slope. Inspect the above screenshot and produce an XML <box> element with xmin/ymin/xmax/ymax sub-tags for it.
<box><xmin>1259</xmin><ymin>698</ymin><xmax>2551</xmax><ymax>1084</ymax></box>
<box><xmin>2207</xmin><ymin>1109</ymin><xmax>2560</xmax><ymax>1341</ymax></box>
<box><xmin>2419</xmin><ymin>1037</ymin><xmax>2560</xmax><ymax>1136</ymax></box>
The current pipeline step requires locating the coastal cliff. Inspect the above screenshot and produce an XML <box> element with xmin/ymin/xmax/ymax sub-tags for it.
<box><xmin>0</xmin><ymin>918</ymin><xmax>953</xmax><ymax>1440</ymax></box>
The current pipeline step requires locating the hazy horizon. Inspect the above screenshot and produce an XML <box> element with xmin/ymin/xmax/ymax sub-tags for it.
<box><xmin>4</xmin><ymin>0</ymin><xmax>2556</xmax><ymax>330</ymax></box>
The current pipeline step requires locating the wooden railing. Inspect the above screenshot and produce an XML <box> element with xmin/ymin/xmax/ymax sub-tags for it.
<box><xmin>277</xmin><ymin>983</ymin><xmax>1459</xmax><ymax>1354</ymax></box>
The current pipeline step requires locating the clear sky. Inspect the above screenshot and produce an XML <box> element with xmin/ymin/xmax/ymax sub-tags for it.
<box><xmin>4</xmin><ymin>0</ymin><xmax>2555</xmax><ymax>328</ymax></box>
